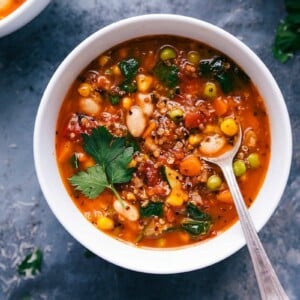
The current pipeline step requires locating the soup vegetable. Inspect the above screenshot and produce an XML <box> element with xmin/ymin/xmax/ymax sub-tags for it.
<box><xmin>56</xmin><ymin>36</ymin><xmax>270</xmax><ymax>248</ymax></box>
<box><xmin>0</xmin><ymin>0</ymin><xmax>26</xmax><ymax>19</ymax></box>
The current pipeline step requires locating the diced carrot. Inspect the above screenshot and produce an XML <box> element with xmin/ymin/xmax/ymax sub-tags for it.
<box><xmin>142</xmin><ymin>121</ymin><xmax>156</xmax><ymax>138</ymax></box>
<box><xmin>213</xmin><ymin>97</ymin><xmax>228</xmax><ymax>116</ymax></box>
<box><xmin>179</xmin><ymin>155</ymin><xmax>202</xmax><ymax>177</ymax></box>
<box><xmin>216</xmin><ymin>189</ymin><xmax>233</xmax><ymax>203</ymax></box>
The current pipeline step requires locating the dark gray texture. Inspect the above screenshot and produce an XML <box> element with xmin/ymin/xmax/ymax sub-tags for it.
<box><xmin>0</xmin><ymin>0</ymin><xmax>299</xmax><ymax>299</ymax></box>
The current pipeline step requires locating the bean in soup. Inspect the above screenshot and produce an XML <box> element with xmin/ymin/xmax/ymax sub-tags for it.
<box><xmin>56</xmin><ymin>36</ymin><xmax>270</xmax><ymax>248</ymax></box>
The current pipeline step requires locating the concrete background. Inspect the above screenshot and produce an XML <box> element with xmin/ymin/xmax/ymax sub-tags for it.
<box><xmin>0</xmin><ymin>0</ymin><xmax>299</xmax><ymax>299</ymax></box>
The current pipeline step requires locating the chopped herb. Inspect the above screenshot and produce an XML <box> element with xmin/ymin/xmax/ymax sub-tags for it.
<box><xmin>154</xmin><ymin>61</ymin><xmax>179</xmax><ymax>88</ymax></box>
<box><xmin>140</xmin><ymin>202</ymin><xmax>164</xmax><ymax>217</ymax></box>
<box><xmin>273</xmin><ymin>0</ymin><xmax>300</xmax><ymax>63</ymax></box>
<box><xmin>109</xmin><ymin>94</ymin><xmax>121</xmax><ymax>105</ymax></box>
<box><xmin>70</xmin><ymin>153</ymin><xmax>80</xmax><ymax>169</ymax></box>
<box><xmin>69</xmin><ymin>126</ymin><xmax>135</xmax><ymax>201</ymax></box>
<box><xmin>119</xmin><ymin>58</ymin><xmax>139</xmax><ymax>80</ymax></box>
<box><xmin>18</xmin><ymin>249</ymin><xmax>42</xmax><ymax>277</ymax></box>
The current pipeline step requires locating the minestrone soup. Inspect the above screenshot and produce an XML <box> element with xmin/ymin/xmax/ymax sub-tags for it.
<box><xmin>56</xmin><ymin>35</ymin><xmax>270</xmax><ymax>248</ymax></box>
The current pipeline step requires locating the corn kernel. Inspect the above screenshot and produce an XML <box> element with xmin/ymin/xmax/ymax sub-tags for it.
<box><xmin>77</xmin><ymin>83</ymin><xmax>91</xmax><ymax>97</ymax></box>
<box><xmin>136</xmin><ymin>74</ymin><xmax>153</xmax><ymax>92</ymax></box>
<box><xmin>98</xmin><ymin>55</ymin><xmax>110</xmax><ymax>67</ymax></box>
<box><xmin>112</xmin><ymin>64</ymin><xmax>121</xmax><ymax>76</ymax></box>
<box><xmin>97</xmin><ymin>216</ymin><xmax>114</xmax><ymax>230</ymax></box>
<box><xmin>122</xmin><ymin>96</ymin><xmax>133</xmax><ymax>110</ymax></box>
<box><xmin>220</xmin><ymin>118</ymin><xmax>238</xmax><ymax>136</ymax></box>
<box><xmin>126</xmin><ymin>192</ymin><xmax>136</xmax><ymax>201</ymax></box>
<box><xmin>188</xmin><ymin>134</ymin><xmax>202</xmax><ymax>146</ymax></box>
<box><xmin>128</xmin><ymin>158</ymin><xmax>137</xmax><ymax>168</ymax></box>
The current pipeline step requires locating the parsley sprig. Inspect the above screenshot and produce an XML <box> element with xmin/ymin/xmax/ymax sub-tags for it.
<box><xmin>69</xmin><ymin>126</ymin><xmax>135</xmax><ymax>201</ymax></box>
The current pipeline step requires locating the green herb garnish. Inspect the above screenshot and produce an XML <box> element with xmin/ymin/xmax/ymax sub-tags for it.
<box><xmin>69</xmin><ymin>126</ymin><xmax>135</xmax><ymax>201</ymax></box>
<box><xmin>154</xmin><ymin>61</ymin><xmax>179</xmax><ymax>88</ymax></box>
<box><xmin>70</xmin><ymin>153</ymin><xmax>80</xmax><ymax>169</ymax></box>
<box><xmin>140</xmin><ymin>202</ymin><xmax>164</xmax><ymax>217</ymax></box>
<box><xmin>273</xmin><ymin>0</ymin><xmax>300</xmax><ymax>63</ymax></box>
<box><xmin>18</xmin><ymin>249</ymin><xmax>43</xmax><ymax>276</ymax></box>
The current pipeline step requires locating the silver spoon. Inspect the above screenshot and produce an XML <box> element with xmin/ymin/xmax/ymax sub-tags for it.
<box><xmin>201</xmin><ymin>126</ymin><xmax>288</xmax><ymax>300</ymax></box>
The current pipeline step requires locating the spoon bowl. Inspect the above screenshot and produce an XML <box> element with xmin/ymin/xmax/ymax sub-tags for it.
<box><xmin>201</xmin><ymin>124</ymin><xmax>288</xmax><ymax>300</ymax></box>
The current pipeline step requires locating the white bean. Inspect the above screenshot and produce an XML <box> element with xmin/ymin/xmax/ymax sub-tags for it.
<box><xmin>126</xmin><ymin>106</ymin><xmax>146</xmax><ymax>137</ymax></box>
<box><xmin>113</xmin><ymin>199</ymin><xmax>139</xmax><ymax>221</ymax></box>
<box><xmin>136</xmin><ymin>93</ymin><xmax>154</xmax><ymax>116</ymax></box>
<box><xmin>199</xmin><ymin>134</ymin><xmax>226</xmax><ymax>155</ymax></box>
<box><xmin>79</xmin><ymin>97</ymin><xmax>101</xmax><ymax>116</ymax></box>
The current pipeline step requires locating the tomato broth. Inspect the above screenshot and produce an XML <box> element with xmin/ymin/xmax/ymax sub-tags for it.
<box><xmin>56</xmin><ymin>36</ymin><xmax>270</xmax><ymax>248</ymax></box>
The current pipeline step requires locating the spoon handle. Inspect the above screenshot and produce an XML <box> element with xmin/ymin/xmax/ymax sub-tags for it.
<box><xmin>221</xmin><ymin>164</ymin><xmax>289</xmax><ymax>300</ymax></box>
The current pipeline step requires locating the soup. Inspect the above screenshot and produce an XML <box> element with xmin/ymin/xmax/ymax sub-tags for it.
<box><xmin>56</xmin><ymin>36</ymin><xmax>270</xmax><ymax>248</ymax></box>
<box><xmin>0</xmin><ymin>0</ymin><xmax>26</xmax><ymax>19</ymax></box>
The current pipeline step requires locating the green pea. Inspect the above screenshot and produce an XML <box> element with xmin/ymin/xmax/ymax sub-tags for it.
<box><xmin>160</xmin><ymin>47</ymin><xmax>176</xmax><ymax>61</ymax></box>
<box><xmin>247</xmin><ymin>153</ymin><xmax>260</xmax><ymax>168</ymax></box>
<box><xmin>168</xmin><ymin>108</ymin><xmax>184</xmax><ymax>122</ymax></box>
<box><xmin>233</xmin><ymin>160</ymin><xmax>247</xmax><ymax>177</ymax></box>
<box><xmin>187</xmin><ymin>51</ymin><xmax>201</xmax><ymax>64</ymax></box>
<box><xmin>207</xmin><ymin>174</ymin><xmax>222</xmax><ymax>191</ymax></box>
<box><xmin>203</xmin><ymin>82</ymin><xmax>217</xmax><ymax>99</ymax></box>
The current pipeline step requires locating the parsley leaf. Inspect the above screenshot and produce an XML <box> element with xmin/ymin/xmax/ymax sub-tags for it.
<box><xmin>18</xmin><ymin>249</ymin><xmax>42</xmax><ymax>277</ymax></box>
<box><xmin>273</xmin><ymin>0</ymin><xmax>300</xmax><ymax>62</ymax></box>
<box><xmin>69</xmin><ymin>126</ymin><xmax>135</xmax><ymax>201</ymax></box>
<box><xmin>106</xmin><ymin>147</ymin><xmax>135</xmax><ymax>184</ymax></box>
<box><xmin>82</xmin><ymin>126</ymin><xmax>125</xmax><ymax>168</ymax></box>
<box><xmin>69</xmin><ymin>165</ymin><xmax>108</xmax><ymax>199</ymax></box>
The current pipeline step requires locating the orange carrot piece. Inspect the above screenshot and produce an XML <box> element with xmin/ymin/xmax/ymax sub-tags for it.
<box><xmin>213</xmin><ymin>97</ymin><xmax>228</xmax><ymax>116</ymax></box>
<box><xmin>216</xmin><ymin>189</ymin><xmax>233</xmax><ymax>203</ymax></box>
<box><xmin>179</xmin><ymin>155</ymin><xmax>202</xmax><ymax>177</ymax></box>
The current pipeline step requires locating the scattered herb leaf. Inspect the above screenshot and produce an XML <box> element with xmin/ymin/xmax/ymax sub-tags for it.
<box><xmin>18</xmin><ymin>249</ymin><xmax>43</xmax><ymax>277</ymax></box>
<box><xmin>140</xmin><ymin>202</ymin><xmax>164</xmax><ymax>217</ymax></box>
<box><xmin>273</xmin><ymin>0</ymin><xmax>300</xmax><ymax>63</ymax></box>
<box><xmin>154</xmin><ymin>61</ymin><xmax>179</xmax><ymax>88</ymax></box>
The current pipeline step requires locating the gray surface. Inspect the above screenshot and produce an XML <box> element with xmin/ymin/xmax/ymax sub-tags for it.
<box><xmin>0</xmin><ymin>0</ymin><xmax>299</xmax><ymax>299</ymax></box>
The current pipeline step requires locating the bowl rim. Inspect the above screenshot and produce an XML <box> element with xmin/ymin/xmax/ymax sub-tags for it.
<box><xmin>34</xmin><ymin>14</ymin><xmax>292</xmax><ymax>274</ymax></box>
<box><xmin>0</xmin><ymin>0</ymin><xmax>51</xmax><ymax>38</ymax></box>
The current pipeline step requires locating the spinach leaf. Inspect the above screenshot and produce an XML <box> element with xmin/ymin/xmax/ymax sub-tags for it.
<box><xmin>119</xmin><ymin>81</ymin><xmax>137</xmax><ymax>93</ymax></box>
<box><xmin>140</xmin><ymin>202</ymin><xmax>163</xmax><ymax>217</ymax></box>
<box><xmin>181</xmin><ymin>219</ymin><xmax>211</xmax><ymax>236</ymax></box>
<box><xmin>186</xmin><ymin>202</ymin><xmax>211</xmax><ymax>221</ymax></box>
<box><xmin>199</xmin><ymin>56</ymin><xmax>249</xmax><ymax>93</ymax></box>
<box><xmin>119</xmin><ymin>58</ymin><xmax>139</xmax><ymax>80</ymax></box>
<box><xmin>154</xmin><ymin>61</ymin><xmax>179</xmax><ymax>88</ymax></box>
<box><xmin>109</xmin><ymin>94</ymin><xmax>121</xmax><ymax>105</ymax></box>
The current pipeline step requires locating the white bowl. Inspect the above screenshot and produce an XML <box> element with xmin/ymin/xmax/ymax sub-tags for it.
<box><xmin>0</xmin><ymin>0</ymin><xmax>50</xmax><ymax>38</ymax></box>
<box><xmin>34</xmin><ymin>14</ymin><xmax>292</xmax><ymax>274</ymax></box>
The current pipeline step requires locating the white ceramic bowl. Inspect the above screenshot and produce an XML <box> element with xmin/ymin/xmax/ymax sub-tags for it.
<box><xmin>34</xmin><ymin>14</ymin><xmax>292</xmax><ymax>274</ymax></box>
<box><xmin>0</xmin><ymin>0</ymin><xmax>50</xmax><ymax>38</ymax></box>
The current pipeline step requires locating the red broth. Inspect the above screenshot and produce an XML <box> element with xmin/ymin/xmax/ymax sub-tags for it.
<box><xmin>0</xmin><ymin>0</ymin><xmax>26</xmax><ymax>19</ymax></box>
<box><xmin>56</xmin><ymin>36</ymin><xmax>270</xmax><ymax>248</ymax></box>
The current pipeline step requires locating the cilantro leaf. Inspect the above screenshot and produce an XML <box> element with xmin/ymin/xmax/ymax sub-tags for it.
<box><xmin>106</xmin><ymin>147</ymin><xmax>135</xmax><ymax>184</ymax></box>
<box><xmin>69</xmin><ymin>165</ymin><xmax>108</xmax><ymax>199</ymax></box>
<box><xmin>82</xmin><ymin>126</ymin><xmax>125</xmax><ymax>168</ymax></box>
<box><xmin>18</xmin><ymin>249</ymin><xmax>42</xmax><ymax>277</ymax></box>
